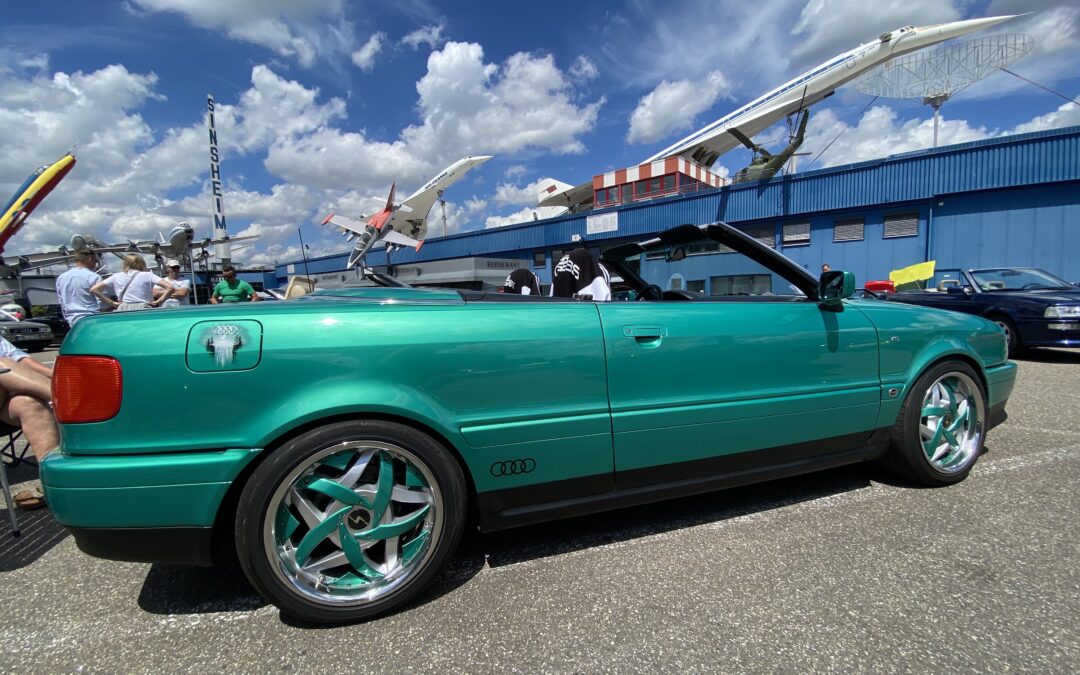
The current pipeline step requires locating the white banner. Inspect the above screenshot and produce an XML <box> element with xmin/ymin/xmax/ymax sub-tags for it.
<box><xmin>586</xmin><ymin>211</ymin><xmax>618</xmax><ymax>235</ymax></box>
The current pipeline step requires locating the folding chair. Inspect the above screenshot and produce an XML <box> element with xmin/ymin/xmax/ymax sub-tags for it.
<box><xmin>0</xmin><ymin>421</ymin><xmax>28</xmax><ymax>537</ymax></box>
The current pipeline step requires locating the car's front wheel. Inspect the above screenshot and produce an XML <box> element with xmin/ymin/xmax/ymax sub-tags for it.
<box><xmin>235</xmin><ymin>420</ymin><xmax>466</xmax><ymax>624</ymax></box>
<box><xmin>883</xmin><ymin>361</ymin><xmax>987</xmax><ymax>486</ymax></box>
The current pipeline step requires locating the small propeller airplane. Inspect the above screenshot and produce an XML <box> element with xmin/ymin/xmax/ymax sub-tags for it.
<box><xmin>322</xmin><ymin>155</ymin><xmax>491</xmax><ymax>268</ymax></box>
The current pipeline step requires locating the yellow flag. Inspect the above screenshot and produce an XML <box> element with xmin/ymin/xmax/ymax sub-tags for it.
<box><xmin>889</xmin><ymin>260</ymin><xmax>936</xmax><ymax>287</ymax></box>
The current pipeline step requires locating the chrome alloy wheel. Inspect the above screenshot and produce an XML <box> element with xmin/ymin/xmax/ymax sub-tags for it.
<box><xmin>263</xmin><ymin>441</ymin><xmax>442</xmax><ymax>606</ymax></box>
<box><xmin>919</xmin><ymin>371</ymin><xmax>985</xmax><ymax>474</ymax></box>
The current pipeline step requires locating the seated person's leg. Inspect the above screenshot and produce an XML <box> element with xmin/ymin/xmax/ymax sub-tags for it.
<box><xmin>0</xmin><ymin>356</ymin><xmax>52</xmax><ymax>402</ymax></box>
<box><xmin>1</xmin><ymin>394</ymin><xmax>59</xmax><ymax>462</ymax></box>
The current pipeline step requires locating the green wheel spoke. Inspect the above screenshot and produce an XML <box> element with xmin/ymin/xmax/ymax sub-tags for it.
<box><xmin>402</xmin><ymin>530</ymin><xmax>430</xmax><ymax>566</ymax></box>
<box><xmin>337</xmin><ymin>522</ymin><xmax>385</xmax><ymax>580</ymax></box>
<box><xmin>294</xmin><ymin>505</ymin><xmax>352</xmax><ymax>564</ymax></box>
<box><xmin>922</xmin><ymin>405</ymin><xmax>949</xmax><ymax>418</ymax></box>
<box><xmin>923</xmin><ymin>423</ymin><xmax>945</xmax><ymax>457</ymax></box>
<box><xmin>299</xmin><ymin>477</ymin><xmax>372</xmax><ymax>509</ymax></box>
<box><xmin>357</xmin><ymin>505</ymin><xmax>431</xmax><ymax>541</ymax></box>
<box><xmin>371</xmin><ymin>452</ymin><xmax>395</xmax><ymax>521</ymax></box>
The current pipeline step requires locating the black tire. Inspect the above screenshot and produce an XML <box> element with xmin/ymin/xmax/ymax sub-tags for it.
<box><xmin>990</xmin><ymin>316</ymin><xmax>1023</xmax><ymax>358</ymax></box>
<box><xmin>882</xmin><ymin>360</ymin><xmax>987</xmax><ymax>486</ymax></box>
<box><xmin>235</xmin><ymin>420</ymin><xmax>466</xmax><ymax>624</ymax></box>
<box><xmin>26</xmin><ymin>342</ymin><xmax>49</xmax><ymax>353</ymax></box>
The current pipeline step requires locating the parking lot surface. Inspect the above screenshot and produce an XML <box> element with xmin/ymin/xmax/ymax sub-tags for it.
<box><xmin>3</xmin><ymin>348</ymin><xmax>1079</xmax><ymax>672</ymax></box>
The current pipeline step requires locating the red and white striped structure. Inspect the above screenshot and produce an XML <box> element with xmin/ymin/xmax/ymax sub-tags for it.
<box><xmin>592</xmin><ymin>157</ymin><xmax>728</xmax><ymax>208</ymax></box>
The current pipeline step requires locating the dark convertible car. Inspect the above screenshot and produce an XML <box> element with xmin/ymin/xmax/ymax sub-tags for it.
<box><xmin>885</xmin><ymin>267</ymin><xmax>1080</xmax><ymax>355</ymax></box>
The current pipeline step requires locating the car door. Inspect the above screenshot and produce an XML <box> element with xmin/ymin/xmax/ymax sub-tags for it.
<box><xmin>597</xmin><ymin>298</ymin><xmax>881</xmax><ymax>488</ymax></box>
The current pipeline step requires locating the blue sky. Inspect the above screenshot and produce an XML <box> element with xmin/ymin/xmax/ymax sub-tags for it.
<box><xmin>0</xmin><ymin>0</ymin><xmax>1077</xmax><ymax>267</ymax></box>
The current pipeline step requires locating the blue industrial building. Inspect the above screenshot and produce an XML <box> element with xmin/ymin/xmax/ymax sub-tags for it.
<box><xmin>278</xmin><ymin>125</ymin><xmax>1080</xmax><ymax>292</ymax></box>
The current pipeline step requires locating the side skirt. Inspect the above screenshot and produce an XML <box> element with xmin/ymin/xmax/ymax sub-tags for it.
<box><xmin>477</xmin><ymin>429</ymin><xmax>890</xmax><ymax>532</ymax></box>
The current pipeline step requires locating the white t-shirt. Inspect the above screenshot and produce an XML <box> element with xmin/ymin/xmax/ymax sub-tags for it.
<box><xmin>108</xmin><ymin>271</ymin><xmax>163</xmax><ymax>304</ymax></box>
<box><xmin>56</xmin><ymin>266</ymin><xmax>103</xmax><ymax>324</ymax></box>
<box><xmin>163</xmin><ymin>278</ymin><xmax>191</xmax><ymax>307</ymax></box>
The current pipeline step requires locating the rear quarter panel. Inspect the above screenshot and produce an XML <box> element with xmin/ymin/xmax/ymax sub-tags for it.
<box><xmin>58</xmin><ymin>299</ymin><xmax>614</xmax><ymax>494</ymax></box>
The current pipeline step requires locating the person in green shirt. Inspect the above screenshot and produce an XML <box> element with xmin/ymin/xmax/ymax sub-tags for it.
<box><xmin>210</xmin><ymin>265</ymin><xmax>261</xmax><ymax>304</ymax></box>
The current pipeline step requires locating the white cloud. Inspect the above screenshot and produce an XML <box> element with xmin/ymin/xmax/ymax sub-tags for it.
<box><xmin>800</xmin><ymin>96</ymin><xmax>1080</xmax><ymax>170</ymax></box>
<box><xmin>128</xmin><ymin>0</ymin><xmax>345</xmax><ymax>67</ymax></box>
<box><xmin>1012</xmin><ymin>96</ymin><xmax>1080</xmax><ymax>134</ymax></box>
<box><xmin>492</xmin><ymin>178</ymin><xmax>552</xmax><ymax>207</ymax></box>
<box><xmin>570</xmin><ymin>55</ymin><xmax>599</xmax><ymax>81</ymax></box>
<box><xmin>628</xmin><ymin>71</ymin><xmax>730</xmax><ymax>144</ymax></box>
<box><xmin>0</xmin><ymin>41</ymin><xmax>597</xmax><ymax>262</ymax></box>
<box><xmin>269</xmin><ymin>42</ymin><xmax>604</xmax><ymax>190</ymax></box>
<box><xmin>503</xmin><ymin>164</ymin><xmax>528</xmax><ymax>179</ymax></box>
<box><xmin>351</xmin><ymin>32</ymin><xmax>385</xmax><ymax>71</ymax></box>
<box><xmin>402</xmin><ymin>23</ymin><xmax>445</xmax><ymax>50</ymax></box>
<box><xmin>485</xmin><ymin>207</ymin><xmax>542</xmax><ymax>229</ymax></box>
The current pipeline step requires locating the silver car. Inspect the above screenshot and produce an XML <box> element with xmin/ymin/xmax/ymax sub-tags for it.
<box><xmin>0</xmin><ymin>310</ymin><xmax>53</xmax><ymax>352</ymax></box>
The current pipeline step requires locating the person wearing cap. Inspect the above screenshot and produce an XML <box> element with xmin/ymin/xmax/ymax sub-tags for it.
<box><xmin>160</xmin><ymin>259</ymin><xmax>192</xmax><ymax>308</ymax></box>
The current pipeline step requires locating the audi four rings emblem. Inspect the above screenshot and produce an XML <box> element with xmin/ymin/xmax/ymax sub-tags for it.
<box><xmin>490</xmin><ymin>458</ymin><xmax>536</xmax><ymax>477</ymax></box>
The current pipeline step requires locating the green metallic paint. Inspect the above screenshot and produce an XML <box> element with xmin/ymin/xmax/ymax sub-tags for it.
<box><xmin>597</xmin><ymin>301</ymin><xmax>880</xmax><ymax>473</ymax></box>
<box><xmin>41</xmin><ymin>448</ymin><xmax>261</xmax><ymax>527</ymax></box>
<box><xmin>48</xmin><ymin>287</ymin><xmax>1018</xmax><ymax>538</ymax></box>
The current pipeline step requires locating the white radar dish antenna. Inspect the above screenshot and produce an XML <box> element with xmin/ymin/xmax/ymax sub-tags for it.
<box><xmin>854</xmin><ymin>33</ymin><xmax>1034</xmax><ymax>147</ymax></box>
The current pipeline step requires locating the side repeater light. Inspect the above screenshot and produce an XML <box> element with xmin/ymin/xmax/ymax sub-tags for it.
<box><xmin>53</xmin><ymin>355</ymin><xmax>123</xmax><ymax>424</ymax></box>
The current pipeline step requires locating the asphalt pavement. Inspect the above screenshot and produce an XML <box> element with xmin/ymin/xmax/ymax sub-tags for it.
<box><xmin>2</xmin><ymin>347</ymin><xmax>1079</xmax><ymax>673</ymax></box>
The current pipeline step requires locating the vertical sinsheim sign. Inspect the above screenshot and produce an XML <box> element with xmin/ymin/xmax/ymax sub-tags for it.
<box><xmin>207</xmin><ymin>94</ymin><xmax>230</xmax><ymax>264</ymax></box>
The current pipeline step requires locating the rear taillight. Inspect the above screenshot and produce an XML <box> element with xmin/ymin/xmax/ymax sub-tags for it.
<box><xmin>53</xmin><ymin>356</ymin><xmax>123</xmax><ymax>423</ymax></box>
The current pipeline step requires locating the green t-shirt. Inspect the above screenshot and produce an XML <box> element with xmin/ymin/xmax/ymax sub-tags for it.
<box><xmin>213</xmin><ymin>279</ymin><xmax>255</xmax><ymax>303</ymax></box>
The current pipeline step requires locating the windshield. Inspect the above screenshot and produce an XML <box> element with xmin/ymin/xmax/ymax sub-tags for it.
<box><xmin>969</xmin><ymin>268</ymin><xmax>1073</xmax><ymax>292</ymax></box>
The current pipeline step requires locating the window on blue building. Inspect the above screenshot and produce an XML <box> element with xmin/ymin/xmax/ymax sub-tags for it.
<box><xmin>782</xmin><ymin>222</ymin><xmax>811</xmax><ymax>246</ymax></box>
<box><xmin>883</xmin><ymin>213</ymin><xmax>919</xmax><ymax>238</ymax></box>
<box><xmin>834</xmin><ymin>218</ymin><xmax>864</xmax><ymax>242</ymax></box>
<box><xmin>533</xmin><ymin>251</ymin><xmax>545</xmax><ymax>268</ymax></box>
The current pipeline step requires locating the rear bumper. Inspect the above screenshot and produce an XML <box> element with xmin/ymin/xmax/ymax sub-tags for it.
<box><xmin>69</xmin><ymin>526</ymin><xmax>215</xmax><ymax>566</ymax></box>
<box><xmin>40</xmin><ymin>447</ymin><xmax>261</xmax><ymax>565</ymax></box>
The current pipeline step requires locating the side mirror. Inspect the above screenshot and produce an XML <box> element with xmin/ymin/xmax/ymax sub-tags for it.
<box><xmin>665</xmin><ymin>246</ymin><xmax>687</xmax><ymax>263</ymax></box>
<box><xmin>819</xmin><ymin>270</ymin><xmax>855</xmax><ymax>308</ymax></box>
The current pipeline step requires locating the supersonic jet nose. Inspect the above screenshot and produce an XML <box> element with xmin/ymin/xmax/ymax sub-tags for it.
<box><xmin>901</xmin><ymin>15</ymin><xmax>1019</xmax><ymax>51</ymax></box>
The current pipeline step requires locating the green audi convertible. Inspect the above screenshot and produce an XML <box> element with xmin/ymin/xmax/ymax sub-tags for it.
<box><xmin>44</xmin><ymin>222</ymin><xmax>1016</xmax><ymax>624</ymax></box>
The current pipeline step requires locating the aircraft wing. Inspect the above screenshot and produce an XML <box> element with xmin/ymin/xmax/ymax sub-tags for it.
<box><xmin>381</xmin><ymin>229</ymin><xmax>423</xmax><ymax>252</ymax></box>
<box><xmin>538</xmin><ymin>179</ymin><xmax>595</xmax><ymax>210</ymax></box>
<box><xmin>323</xmin><ymin>214</ymin><xmax>367</xmax><ymax>236</ymax></box>
<box><xmin>191</xmin><ymin>235</ymin><xmax>259</xmax><ymax>250</ymax></box>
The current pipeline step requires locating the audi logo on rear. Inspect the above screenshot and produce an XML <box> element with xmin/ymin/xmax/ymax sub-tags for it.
<box><xmin>490</xmin><ymin>458</ymin><xmax>536</xmax><ymax>477</ymax></box>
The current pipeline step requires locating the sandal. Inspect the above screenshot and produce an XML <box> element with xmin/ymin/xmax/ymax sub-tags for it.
<box><xmin>13</xmin><ymin>489</ymin><xmax>45</xmax><ymax>510</ymax></box>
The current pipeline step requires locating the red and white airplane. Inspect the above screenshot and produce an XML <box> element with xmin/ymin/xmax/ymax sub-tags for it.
<box><xmin>323</xmin><ymin>155</ymin><xmax>491</xmax><ymax>267</ymax></box>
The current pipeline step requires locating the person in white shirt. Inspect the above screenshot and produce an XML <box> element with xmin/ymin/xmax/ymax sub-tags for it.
<box><xmin>91</xmin><ymin>253</ymin><xmax>174</xmax><ymax>311</ymax></box>
<box><xmin>55</xmin><ymin>249</ymin><xmax>103</xmax><ymax>325</ymax></box>
<box><xmin>160</xmin><ymin>259</ymin><xmax>192</xmax><ymax>307</ymax></box>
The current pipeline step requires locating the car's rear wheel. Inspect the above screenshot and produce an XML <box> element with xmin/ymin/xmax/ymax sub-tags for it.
<box><xmin>235</xmin><ymin>420</ymin><xmax>466</xmax><ymax>624</ymax></box>
<box><xmin>883</xmin><ymin>361</ymin><xmax>987</xmax><ymax>486</ymax></box>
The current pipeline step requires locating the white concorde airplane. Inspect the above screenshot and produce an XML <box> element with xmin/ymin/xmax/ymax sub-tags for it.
<box><xmin>539</xmin><ymin>14</ymin><xmax>1018</xmax><ymax>210</ymax></box>
<box><xmin>323</xmin><ymin>155</ymin><xmax>492</xmax><ymax>267</ymax></box>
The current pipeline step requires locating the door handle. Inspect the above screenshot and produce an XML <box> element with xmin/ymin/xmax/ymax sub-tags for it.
<box><xmin>622</xmin><ymin>325</ymin><xmax>666</xmax><ymax>343</ymax></box>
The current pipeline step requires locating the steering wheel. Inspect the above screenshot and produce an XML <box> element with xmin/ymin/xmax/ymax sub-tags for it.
<box><xmin>637</xmin><ymin>284</ymin><xmax>663</xmax><ymax>301</ymax></box>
